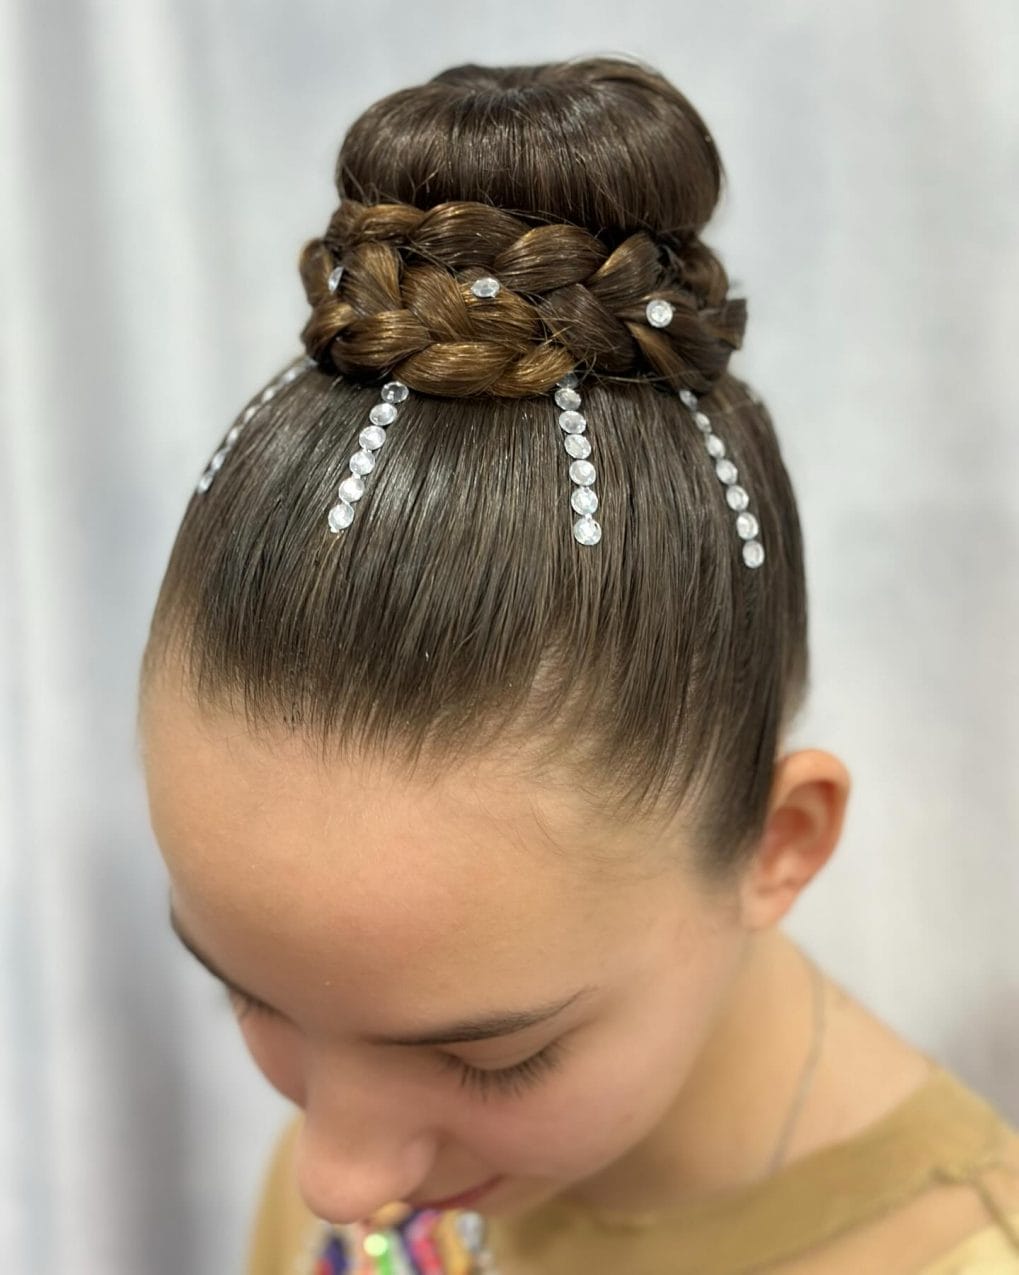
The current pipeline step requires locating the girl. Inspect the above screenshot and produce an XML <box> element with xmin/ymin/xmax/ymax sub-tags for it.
<box><xmin>137</xmin><ymin>55</ymin><xmax>1019</xmax><ymax>1274</ymax></box>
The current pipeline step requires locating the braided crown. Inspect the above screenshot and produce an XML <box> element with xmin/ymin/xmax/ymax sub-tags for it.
<box><xmin>298</xmin><ymin>199</ymin><xmax>747</xmax><ymax>398</ymax></box>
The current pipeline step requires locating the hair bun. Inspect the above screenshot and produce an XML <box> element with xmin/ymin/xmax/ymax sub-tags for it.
<box><xmin>297</xmin><ymin>57</ymin><xmax>747</xmax><ymax>397</ymax></box>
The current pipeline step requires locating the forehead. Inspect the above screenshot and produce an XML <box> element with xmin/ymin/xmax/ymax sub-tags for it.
<box><xmin>139</xmin><ymin>685</ymin><xmax>675</xmax><ymax>981</ymax></box>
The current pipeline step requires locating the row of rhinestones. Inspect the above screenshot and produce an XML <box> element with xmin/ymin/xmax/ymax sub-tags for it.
<box><xmin>555</xmin><ymin>372</ymin><xmax>602</xmax><ymax>547</ymax></box>
<box><xmin>326</xmin><ymin>380</ymin><xmax>410</xmax><ymax>533</ymax></box>
<box><xmin>678</xmin><ymin>387</ymin><xmax>765</xmax><ymax>568</ymax></box>
<box><xmin>194</xmin><ymin>355</ymin><xmax>315</xmax><ymax>495</ymax></box>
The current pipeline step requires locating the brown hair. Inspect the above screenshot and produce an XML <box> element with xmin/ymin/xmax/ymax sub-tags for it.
<box><xmin>139</xmin><ymin>55</ymin><xmax>809</xmax><ymax>890</ymax></box>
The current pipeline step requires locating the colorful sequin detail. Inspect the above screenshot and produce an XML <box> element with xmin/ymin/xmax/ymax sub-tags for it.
<box><xmin>302</xmin><ymin>1206</ymin><xmax>497</xmax><ymax>1274</ymax></box>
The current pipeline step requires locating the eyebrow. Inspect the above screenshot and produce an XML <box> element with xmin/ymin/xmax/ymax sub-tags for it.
<box><xmin>167</xmin><ymin>899</ymin><xmax>595</xmax><ymax>1047</ymax></box>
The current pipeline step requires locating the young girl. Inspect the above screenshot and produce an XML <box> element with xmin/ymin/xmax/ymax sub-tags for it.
<box><xmin>137</xmin><ymin>55</ymin><xmax>1019</xmax><ymax>1275</ymax></box>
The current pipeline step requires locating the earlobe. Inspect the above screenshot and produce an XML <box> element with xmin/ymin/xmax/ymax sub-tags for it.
<box><xmin>738</xmin><ymin>750</ymin><xmax>852</xmax><ymax>930</ymax></box>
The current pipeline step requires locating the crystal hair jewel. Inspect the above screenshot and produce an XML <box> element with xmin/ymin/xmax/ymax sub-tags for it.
<box><xmin>194</xmin><ymin>354</ymin><xmax>316</xmax><ymax>495</ymax></box>
<box><xmin>194</xmin><ymin>310</ymin><xmax>763</xmax><ymax>566</ymax></box>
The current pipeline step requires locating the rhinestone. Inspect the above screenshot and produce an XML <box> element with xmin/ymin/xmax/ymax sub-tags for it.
<box><xmin>704</xmin><ymin>434</ymin><xmax>726</xmax><ymax>458</ymax></box>
<box><xmin>327</xmin><ymin>265</ymin><xmax>344</xmax><ymax>293</ymax></box>
<box><xmin>743</xmin><ymin>540</ymin><xmax>765</xmax><ymax>568</ymax></box>
<box><xmin>725</xmin><ymin>484</ymin><xmax>750</xmax><ymax>511</ymax></box>
<box><xmin>693</xmin><ymin>411</ymin><xmax>712</xmax><ymax>431</ymax></box>
<box><xmin>573</xmin><ymin>515</ymin><xmax>602</xmax><ymax>545</ymax></box>
<box><xmin>369</xmin><ymin>402</ymin><xmax>398</xmax><ymax>427</ymax></box>
<box><xmin>470</xmin><ymin>275</ymin><xmax>501</xmax><ymax>298</ymax></box>
<box><xmin>571</xmin><ymin>486</ymin><xmax>599</xmax><ymax>515</ymax></box>
<box><xmin>679</xmin><ymin>389</ymin><xmax>698</xmax><ymax>409</ymax></box>
<box><xmin>302</xmin><ymin>354</ymin><xmax>316</xmax><ymax>367</ymax></box>
<box><xmin>242</xmin><ymin>405</ymin><xmax>258</xmax><ymax>424</ymax></box>
<box><xmin>196</xmin><ymin>471</ymin><xmax>214</xmax><ymax>493</ymax></box>
<box><xmin>554</xmin><ymin>387</ymin><xmax>582</xmax><ymax>410</ymax></box>
<box><xmin>559</xmin><ymin>410</ymin><xmax>586</xmax><ymax>433</ymax></box>
<box><xmin>569</xmin><ymin>459</ymin><xmax>596</xmax><ymax>486</ymax></box>
<box><xmin>281</xmin><ymin>365</ymin><xmax>301</xmax><ymax>383</ymax></box>
<box><xmin>209</xmin><ymin>448</ymin><xmax>228</xmax><ymax>471</ymax></box>
<box><xmin>338</xmin><ymin>474</ymin><xmax>365</xmax><ymax>502</ymax></box>
<box><xmin>226</xmin><ymin>425</ymin><xmax>242</xmax><ymax>445</ymax></box>
<box><xmin>381</xmin><ymin>380</ymin><xmax>409</xmax><ymax>404</ymax></box>
<box><xmin>715</xmin><ymin>459</ymin><xmax>738</xmax><ymax>484</ymax></box>
<box><xmin>328</xmin><ymin>501</ymin><xmax>355</xmax><ymax>532</ymax></box>
<box><xmin>557</xmin><ymin>371</ymin><xmax>579</xmax><ymax>389</ymax></box>
<box><xmin>260</xmin><ymin>385</ymin><xmax>277</xmax><ymax>404</ymax></box>
<box><xmin>349</xmin><ymin>449</ymin><xmax>376</xmax><ymax>476</ymax></box>
<box><xmin>736</xmin><ymin>511</ymin><xmax>760</xmax><ymax>540</ymax></box>
<box><xmin>563</xmin><ymin>433</ymin><xmax>591</xmax><ymax>459</ymax></box>
<box><xmin>359</xmin><ymin>425</ymin><xmax>387</xmax><ymax>451</ymax></box>
<box><xmin>646</xmin><ymin>298</ymin><xmax>674</xmax><ymax>328</ymax></box>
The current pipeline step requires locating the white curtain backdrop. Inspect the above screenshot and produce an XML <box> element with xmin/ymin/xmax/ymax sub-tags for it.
<box><xmin>2</xmin><ymin>2</ymin><xmax>1017</xmax><ymax>1271</ymax></box>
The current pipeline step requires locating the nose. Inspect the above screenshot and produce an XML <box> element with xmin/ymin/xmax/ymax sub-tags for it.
<box><xmin>292</xmin><ymin>1114</ymin><xmax>438</xmax><ymax>1227</ymax></box>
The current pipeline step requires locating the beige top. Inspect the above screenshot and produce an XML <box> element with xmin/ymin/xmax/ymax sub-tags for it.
<box><xmin>245</xmin><ymin>1061</ymin><xmax>1019</xmax><ymax>1273</ymax></box>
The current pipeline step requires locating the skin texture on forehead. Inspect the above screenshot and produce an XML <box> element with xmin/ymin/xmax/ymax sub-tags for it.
<box><xmin>140</xmin><ymin>680</ymin><xmax>733</xmax><ymax>1037</ymax></box>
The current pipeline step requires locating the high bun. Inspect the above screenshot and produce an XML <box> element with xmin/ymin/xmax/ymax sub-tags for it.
<box><xmin>298</xmin><ymin>58</ymin><xmax>746</xmax><ymax>397</ymax></box>
<box><xmin>140</xmin><ymin>55</ymin><xmax>809</xmax><ymax>890</ymax></box>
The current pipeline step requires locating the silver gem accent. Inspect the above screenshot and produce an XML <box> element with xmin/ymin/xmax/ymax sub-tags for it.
<box><xmin>569</xmin><ymin>459</ymin><xmax>596</xmax><ymax>486</ymax></box>
<box><xmin>743</xmin><ymin>540</ymin><xmax>765</xmax><ymax>568</ymax></box>
<box><xmin>327</xmin><ymin>501</ymin><xmax>355</xmax><ymax>531</ymax></box>
<box><xmin>369</xmin><ymin>402</ymin><xmax>398</xmax><ymax>427</ymax></box>
<box><xmin>726</xmin><ymin>485</ymin><xmax>750</xmax><ymax>511</ymax></box>
<box><xmin>679</xmin><ymin>393</ymin><xmax>763</xmax><ymax>570</ymax></box>
<box><xmin>327</xmin><ymin>265</ymin><xmax>344</xmax><ymax>294</ymax></box>
<box><xmin>558</xmin><ymin>410</ymin><xmax>586</xmax><ymax>434</ymax></box>
<box><xmin>470</xmin><ymin>275</ymin><xmax>501</xmax><ymax>298</ymax></box>
<box><xmin>328</xmin><ymin>382</ymin><xmax>410</xmax><ymax>533</ymax></box>
<box><xmin>338</xmin><ymin>474</ymin><xmax>365</xmax><ymax>503</ymax></box>
<box><xmin>555</xmin><ymin>386</ymin><xmax>582</xmax><ymax>411</ymax></box>
<box><xmin>557</xmin><ymin>371</ymin><xmax>579</xmax><ymax>389</ymax></box>
<box><xmin>196</xmin><ymin>355</ymin><xmax>314</xmax><ymax>495</ymax></box>
<box><xmin>563</xmin><ymin>433</ymin><xmax>591</xmax><ymax>459</ymax></box>
<box><xmin>348</xmin><ymin>449</ymin><xmax>376</xmax><ymax>476</ymax></box>
<box><xmin>381</xmin><ymin>381</ymin><xmax>409</xmax><ymax>404</ymax></box>
<box><xmin>359</xmin><ymin>425</ymin><xmax>387</xmax><ymax>451</ymax></box>
<box><xmin>705</xmin><ymin>434</ymin><xmax>726</xmax><ymax>458</ymax></box>
<box><xmin>646</xmin><ymin>298</ymin><xmax>674</xmax><ymax>328</ymax></box>
<box><xmin>571</xmin><ymin>487</ymin><xmax>598</xmax><ymax>515</ymax></box>
<box><xmin>574</xmin><ymin>515</ymin><xmax>602</xmax><ymax>545</ymax></box>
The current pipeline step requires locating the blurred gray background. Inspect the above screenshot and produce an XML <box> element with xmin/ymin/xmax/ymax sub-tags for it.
<box><xmin>2</xmin><ymin>1</ymin><xmax>1017</xmax><ymax>1272</ymax></box>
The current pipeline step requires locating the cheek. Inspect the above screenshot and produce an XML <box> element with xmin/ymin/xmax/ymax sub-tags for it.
<box><xmin>238</xmin><ymin>1017</ymin><xmax>306</xmax><ymax>1104</ymax></box>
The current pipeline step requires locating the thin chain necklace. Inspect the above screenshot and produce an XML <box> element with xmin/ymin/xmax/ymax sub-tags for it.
<box><xmin>761</xmin><ymin>947</ymin><xmax>828</xmax><ymax>1177</ymax></box>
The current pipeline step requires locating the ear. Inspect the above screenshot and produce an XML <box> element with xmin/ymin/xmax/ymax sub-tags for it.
<box><xmin>737</xmin><ymin>750</ymin><xmax>852</xmax><ymax>930</ymax></box>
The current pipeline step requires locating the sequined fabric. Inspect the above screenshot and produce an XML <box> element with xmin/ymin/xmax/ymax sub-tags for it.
<box><xmin>301</xmin><ymin>1206</ymin><xmax>497</xmax><ymax>1274</ymax></box>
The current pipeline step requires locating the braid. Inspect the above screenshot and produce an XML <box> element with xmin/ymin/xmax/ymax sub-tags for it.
<box><xmin>298</xmin><ymin>199</ymin><xmax>746</xmax><ymax>397</ymax></box>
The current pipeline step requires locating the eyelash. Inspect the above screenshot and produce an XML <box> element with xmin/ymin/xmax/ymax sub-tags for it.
<box><xmin>225</xmin><ymin>988</ymin><xmax>567</xmax><ymax>1100</ymax></box>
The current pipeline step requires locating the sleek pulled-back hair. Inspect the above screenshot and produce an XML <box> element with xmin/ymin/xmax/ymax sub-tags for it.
<box><xmin>139</xmin><ymin>55</ymin><xmax>809</xmax><ymax>890</ymax></box>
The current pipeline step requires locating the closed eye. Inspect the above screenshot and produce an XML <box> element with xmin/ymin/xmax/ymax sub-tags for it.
<box><xmin>226</xmin><ymin>988</ymin><xmax>567</xmax><ymax>1100</ymax></box>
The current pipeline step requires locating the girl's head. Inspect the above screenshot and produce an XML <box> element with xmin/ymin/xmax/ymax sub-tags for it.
<box><xmin>138</xmin><ymin>55</ymin><xmax>849</xmax><ymax>1224</ymax></box>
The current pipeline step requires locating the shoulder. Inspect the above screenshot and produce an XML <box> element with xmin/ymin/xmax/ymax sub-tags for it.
<box><xmin>244</xmin><ymin>1112</ymin><xmax>323</xmax><ymax>1275</ymax></box>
